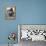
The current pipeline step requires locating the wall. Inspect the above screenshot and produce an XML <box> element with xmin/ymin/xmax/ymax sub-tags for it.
<box><xmin>0</xmin><ymin>0</ymin><xmax>46</xmax><ymax>44</ymax></box>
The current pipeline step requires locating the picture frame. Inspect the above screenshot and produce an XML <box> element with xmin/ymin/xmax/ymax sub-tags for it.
<box><xmin>5</xmin><ymin>6</ymin><xmax>16</xmax><ymax>20</ymax></box>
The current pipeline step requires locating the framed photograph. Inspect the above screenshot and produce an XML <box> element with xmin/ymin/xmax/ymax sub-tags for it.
<box><xmin>5</xmin><ymin>6</ymin><xmax>16</xmax><ymax>20</ymax></box>
<box><xmin>18</xmin><ymin>24</ymin><xmax>46</xmax><ymax>42</ymax></box>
